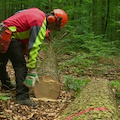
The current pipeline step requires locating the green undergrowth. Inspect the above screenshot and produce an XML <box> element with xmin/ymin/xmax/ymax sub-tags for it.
<box><xmin>110</xmin><ymin>78</ymin><xmax>120</xmax><ymax>98</ymax></box>
<box><xmin>59</xmin><ymin>51</ymin><xmax>120</xmax><ymax>97</ymax></box>
<box><xmin>0</xmin><ymin>82</ymin><xmax>11</xmax><ymax>101</ymax></box>
<box><xmin>0</xmin><ymin>93</ymin><xmax>11</xmax><ymax>101</ymax></box>
<box><xmin>62</xmin><ymin>75</ymin><xmax>90</xmax><ymax>96</ymax></box>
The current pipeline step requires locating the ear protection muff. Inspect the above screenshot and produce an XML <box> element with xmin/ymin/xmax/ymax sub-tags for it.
<box><xmin>47</xmin><ymin>15</ymin><xmax>56</xmax><ymax>23</ymax></box>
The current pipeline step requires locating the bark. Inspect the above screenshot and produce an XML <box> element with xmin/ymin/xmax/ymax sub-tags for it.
<box><xmin>101</xmin><ymin>0</ymin><xmax>107</xmax><ymax>34</ymax></box>
<box><xmin>92</xmin><ymin>0</ymin><xmax>97</xmax><ymax>34</ymax></box>
<box><xmin>33</xmin><ymin>42</ymin><xmax>60</xmax><ymax>99</ymax></box>
<box><xmin>2</xmin><ymin>0</ymin><xmax>6</xmax><ymax>20</ymax></box>
<box><xmin>57</xmin><ymin>77</ymin><xmax>119</xmax><ymax>120</ymax></box>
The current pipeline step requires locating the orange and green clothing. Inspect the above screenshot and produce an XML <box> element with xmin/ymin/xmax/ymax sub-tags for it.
<box><xmin>3</xmin><ymin>8</ymin><xmax>48</xmax><ymax>69</ymax></box>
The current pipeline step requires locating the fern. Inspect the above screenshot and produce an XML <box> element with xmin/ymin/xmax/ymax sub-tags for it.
<box><xmin>63</xmin><ymin>75</ymin><xmax>90</xmax><ymax>96</ymax></box>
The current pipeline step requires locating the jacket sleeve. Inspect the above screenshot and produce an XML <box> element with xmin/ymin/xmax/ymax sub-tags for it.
<box><xmin>27</xmin><ymin>18</ymin><xmax>47</xmax><ymax>69</ymax></box>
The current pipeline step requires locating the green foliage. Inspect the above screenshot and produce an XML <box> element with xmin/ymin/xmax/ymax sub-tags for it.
<box><xmin>63</xmin><ymin>75</ymin><xmax>90</xmax><ymax>96</ymax></box>
<box><xmin>60</xmin><ymin>54</ymin><xmax>95</xmax><ymax>68</ymax></box>
<box><xmin>0</xmin><ymin>93</ymin><xmax>11</xmax><ymax>101</ymax></box>
<box><xmin>57</xmin><ymin>31</ymin><xmax>120</xmax><ymax>59</ymax></box>
<box><xmin>110</xmin><ymin>80</ymin><xmax>120</xmax><ymax>98</ymax></box>
<box><xmin>80</xmin><ymin>33</ymin><xmax>120</xmax><ymax>57</ymax></box>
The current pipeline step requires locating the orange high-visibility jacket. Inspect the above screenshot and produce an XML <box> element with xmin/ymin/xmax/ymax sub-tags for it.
<box><xmin>3</xmin><ymin>8</ymin><xmax>48</xmax><ymax>69</ymax></box>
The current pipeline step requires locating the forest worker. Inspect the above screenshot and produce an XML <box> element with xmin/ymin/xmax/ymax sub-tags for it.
<box><xmin>0</xmin><ymin>7</ymin><xmax>68</xmax><ymax>106</ymax></box>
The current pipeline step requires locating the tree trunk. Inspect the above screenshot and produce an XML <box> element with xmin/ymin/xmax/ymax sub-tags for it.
<box><xmin>33</xmin><ymin>42</ymin><xmax>60</xmax><ymax>99</ymax></box>
<box><xmin>2</xmin><ymin>0</ymin><xmax>6</xmax><ymax>20</ymax></box>
<box><xmin>101</xmin><ymin>0</ymin><xmax>107</xmax><ymax>34</ymax></box>
<box><xmin>92</xmin><ymin>0</ymin><xmax>97</xmax><ymax>34</ymax></box>
<box><xmin>57</xmin><ymin>77</ymin><xmax>119</xmax><ymax>120</ymax></box>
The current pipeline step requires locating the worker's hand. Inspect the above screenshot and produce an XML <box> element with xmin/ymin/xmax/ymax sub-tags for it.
<box><xmin>23</xmin><ymin>69</ymin><xmax>39</xmax><ymax>88</ymax></box>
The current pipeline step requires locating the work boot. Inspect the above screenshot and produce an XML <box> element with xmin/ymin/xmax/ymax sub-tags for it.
<box><xmin>16</xmin><ymin>99</ymin><xmax>38</xmax><ymax>107</ymax></box>
<box><xmin>1</xmin><ymin>83</ymin><xmax>16</xmax><ymax>90</ymax></box>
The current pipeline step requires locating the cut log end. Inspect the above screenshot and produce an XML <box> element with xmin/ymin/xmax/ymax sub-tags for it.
<box><xmin>33</xmin><ymin>75</ymin><xmax>61</xmax><ymax>99</ymax></box>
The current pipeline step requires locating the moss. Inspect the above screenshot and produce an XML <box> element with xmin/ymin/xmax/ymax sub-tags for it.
<box><xmin>57</xmin><ymin>78</ymin><xmax>119</xmax><ymax>120</ymax></box>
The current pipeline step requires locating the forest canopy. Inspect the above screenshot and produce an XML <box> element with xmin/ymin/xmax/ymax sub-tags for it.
<box><xmin>0</xmin><ymin>0</ymin><xmax>120</xmax><ymax>57</ymax></box>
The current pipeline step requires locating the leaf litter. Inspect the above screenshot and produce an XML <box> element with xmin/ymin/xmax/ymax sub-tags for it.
<box><xmin>0</xmin><ymin>54</ymin><xmax>120</xmax><ymax>120</ymax></box>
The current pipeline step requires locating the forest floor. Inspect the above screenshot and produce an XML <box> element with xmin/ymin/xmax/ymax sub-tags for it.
<box><xmin>0</xmin><ymin>52</ymin><xmax>120</xmax><ymax>120</ymax></box>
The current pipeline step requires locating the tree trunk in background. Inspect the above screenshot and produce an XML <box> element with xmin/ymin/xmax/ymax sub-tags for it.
<box><xmin>8</xmin><ymin>0</ymin><xmax>12</xmax><ymax>17</ymax></box>
<box><xmin>105</xmin><ymin>0</ymin><xmax>110</xmax><ymax>36</ymax></box>
<box><xmin>33</xmin><ymin>42</ymin><xmax>61</xmax><ymax>99</ymax></box>
<box><xmin>48</xmin><ymin>0</ymin><xmax>53</xmax><ymax>11</ymax></box>
<box><xmin>115</xmin><ymin>0</ymin><xmax>120</xmax><ymax>39</ymax></box>
<box><xmin>110</xmin><ymin>0</ymin><xmax>117</xmax><ymax>41</ymax></box>
<box><xmin>106</xmin><ymin>0</ymin><xmax>117</xmax><ymax>41</ymax></box>
<box><xmin>57</xmin><ymin>78</ymin><xmax>119</xmax><ymax>120</ymax></box>
<box><xmin>106</xmin><ymin>0</ymin><xmax>111</xmax><ymax>40</ymax></box>
<box><xmin>114</xmin><ymin>0</ymin><xmax>119</xmax><ymax>40</ymax></box>
<box><xmin>96</xmin><ymin>0</ymin><xmax>101</xmax><ymax>35</ymax></box>
<box><xmin>2</xmin><ymin>0</ymin><xmax>6</xmax><ymax>20</ymax></box>
<box><xmin>93</xmin><ymin>0</ymin><xmax>106</xmax><ymax>35</ymax></box>
<box><xmin>92</xmin><ymin>0</ymin><xmax>97</xmax><ymax>34</ymax></box>
<box><xmin>101</xmin><ymin>0</ymin><xmax>107</xmax><ymax>34</ymax></box>
<box><xmin>11</xmin><ymin>1</ymin><xmax>16</xmax><ymax>16</ymax></box>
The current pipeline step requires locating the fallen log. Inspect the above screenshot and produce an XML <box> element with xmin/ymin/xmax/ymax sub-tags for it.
<box><xmin>33</xmin><ymin>42</ymin><xmax>60</xmax><ymax>99</ymax></box>
<box><xmin>57</xmin><ymin>77</ymin><xmax>119</xmax><ymax>120</ymax></box>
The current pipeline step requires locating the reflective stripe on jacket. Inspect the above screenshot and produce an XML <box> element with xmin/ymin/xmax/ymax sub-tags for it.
<box><xmin>3</xmin><ymin>8</ymin><xmax>47</xmax><ymax>69</ymax></box>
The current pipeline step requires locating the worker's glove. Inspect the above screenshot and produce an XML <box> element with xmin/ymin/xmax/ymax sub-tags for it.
<box><xmin>23</xmin><ymin>69</ymin><xmax>39</xmax><ymax>88</ymax></box>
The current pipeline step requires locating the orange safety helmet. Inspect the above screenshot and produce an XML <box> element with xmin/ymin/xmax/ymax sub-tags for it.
<box><xmin>47</xmin><ymin>9</ymin><xmax>68</xmax><ymax>27</ymax></box>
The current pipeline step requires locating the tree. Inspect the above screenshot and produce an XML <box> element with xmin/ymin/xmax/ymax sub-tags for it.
<box><xmin>57</xmin><ymin>78</ymin><xmax>119</xmax><ymax>120</ymax></box>
<box><xmin>2</xmin><ymin>0</ymin><xmax>6</xmax><ymax>20</ymax></box>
